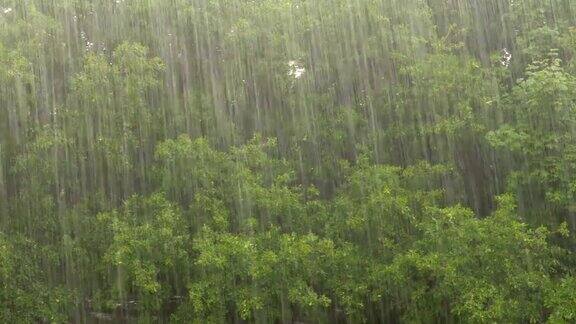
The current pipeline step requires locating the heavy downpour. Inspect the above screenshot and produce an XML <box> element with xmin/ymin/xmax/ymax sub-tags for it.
<box><xmin>1</xmin><ymin>0</ymin><xmax>576</xmax><ymax>323</ymax></box>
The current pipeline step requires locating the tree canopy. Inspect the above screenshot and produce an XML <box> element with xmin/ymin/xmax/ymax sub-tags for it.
<box><xmin>1</xmin><ymin>0</ymin><xmax>576</xmax><ymax>322</ymax></box>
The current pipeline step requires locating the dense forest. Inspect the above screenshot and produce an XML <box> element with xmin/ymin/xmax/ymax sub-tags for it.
<box><xmin>2</xmin><ymin>0</ymin><xmax>576</xmax><ymax>322</ymax></box>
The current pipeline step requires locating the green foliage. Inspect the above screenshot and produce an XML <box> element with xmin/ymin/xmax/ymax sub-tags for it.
<box><xmin>2</xmin><ymin>0</ymin><xmax>576</xmax><ymax>322</ymax></box>
<box><xmin>546</xmin><ymin>276</ymin><xmax>576</xmax><ymax>323</ymax></box>
<box><xmin>187</xmin><ymin>228</ymin><xmax>335</xmax><ymax>322</ymax></box>
<box><xmin>377</xmin><ymin>197</ymin><xmax>557</xmax><ymax>322</ymax></box>
<box><xmin>0</xmin><ymin>233</ymin><xmax>72</xmax><ymax>322</ymax></box>
<box><xmin>488</xmin><ymin>57</ymin><xmax>576</xmax><ymax>223</ymax></box>
<box><xmin>100</xmin><ymin>194</ymin><xmax>189</xmax><ymax>311</ymax></box>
